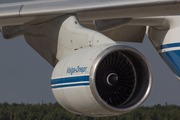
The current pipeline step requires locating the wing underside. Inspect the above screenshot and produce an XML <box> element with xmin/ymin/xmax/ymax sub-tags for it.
<box><xmin>0</xmin><ymin>0</ymin><xmax>180</xmax><ymax>26</ymax></box>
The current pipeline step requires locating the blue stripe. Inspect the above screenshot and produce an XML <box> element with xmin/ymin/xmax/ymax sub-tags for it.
<box><xmin>52</xmin><ymin>83</ymin><xmax>89</xmax><ymax>89</ymax></box>
<box><xmin>161</xmin><ymin>50</ymin><xmax>180</xmax><ymax>78</ymax></box>
<box><xmin>51</xmin><ymin>76</ymin><xmax>89</xmax><ymax>84</ymax></box>
<box><xmin>157</xmin><ymin>43</ymin><xmax>180</xmax><ymax>50</ymax></box>
<box><xmin>51</xmin><ymin>75</ymin><xmax>89</xmax><ymax>85</ymax></box>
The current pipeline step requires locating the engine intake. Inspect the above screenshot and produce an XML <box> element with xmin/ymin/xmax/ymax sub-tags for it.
<box><xmin>51</xmin><ymin>44</ymin><xmax>152</xmax><ymax>117</ymax></box>
<box><xmin>95</xmin><ymin>51</ymin><xmax>137</xmax><ymax>107</ymax></box>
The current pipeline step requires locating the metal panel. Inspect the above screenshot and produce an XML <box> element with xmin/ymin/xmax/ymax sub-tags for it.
<box><xmin>19</xmin><ymin>0</ymin><xmax>176</xmax><ymax>17</ymax></box>
<box><xmin>0</xmin><ymin>5</ymin><xmax>21</xmax><ymax>18</ymax></box>
<box><xmin>0</xmin><ymin>0</ymin><xmax>179</xmax><ymax>27</ymax></box>
<box><xmin>25</xmin><ymin>15</ymin><xmax>115</xmax><ymax>66</ymax></box>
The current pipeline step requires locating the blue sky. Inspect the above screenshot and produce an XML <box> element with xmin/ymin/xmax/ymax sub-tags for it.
<box><xmin>0</xmin><ymin>0</ymin><xmax>180</xmax><ymax>106</ymax></box>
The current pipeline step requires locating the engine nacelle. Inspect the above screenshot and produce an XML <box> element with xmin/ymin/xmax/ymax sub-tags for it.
<box><xmin>147</xmin><ymin>16</ymin><xmax>180</xmax><ymax>80</ymax></box>
<box><xmin>51</xmin><ymin>44</ymin><xmax>152</xmax><ymax>117</ymax></box>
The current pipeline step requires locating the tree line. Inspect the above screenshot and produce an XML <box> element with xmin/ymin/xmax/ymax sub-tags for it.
<box><xmin>0</xmin><ymin>102</ymin><xmax>180</xmax><ymax>120</ymax></box>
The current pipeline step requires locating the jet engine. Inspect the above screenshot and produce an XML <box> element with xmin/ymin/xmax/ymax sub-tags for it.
<box><xmin>51</xmin><ymin>44</ymin><xmax>152</xmax><ymax>117</ymax></box>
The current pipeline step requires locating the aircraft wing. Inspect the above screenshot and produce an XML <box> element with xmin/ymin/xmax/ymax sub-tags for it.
<box><xmin>0</xmin><ymin>0</ymin><xmax>180</xmax><ymax>66</ymax></box>
<box><xmin>0</xmin><ymin>0</ymin><xmax>180</xmax><ymax>27</ymax></box>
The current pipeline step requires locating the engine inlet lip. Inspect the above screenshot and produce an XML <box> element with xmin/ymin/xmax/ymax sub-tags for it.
<box><xmin>89</xmin><ymin>44</ymin><xmax>152</xmax><ymax>113</ymax></box>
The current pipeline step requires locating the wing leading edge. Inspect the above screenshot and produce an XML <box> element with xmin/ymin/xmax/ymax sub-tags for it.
<box><xmin>0</xmin><ymin>0</ymin><xmax>180</xmax><ymax>26</ymax></box>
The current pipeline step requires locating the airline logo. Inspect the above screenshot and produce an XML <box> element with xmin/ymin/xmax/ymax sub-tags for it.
<box><xmin>67</xmin><ymin>66</ymin><xmax>87</xmax><ymax>75</ymax></box>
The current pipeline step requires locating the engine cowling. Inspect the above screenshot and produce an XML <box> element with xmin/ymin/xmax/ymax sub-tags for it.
<box><xmin>51</xmin><ymin>44</ymin><xmax>152</xmax><ymax>117</ymax></box>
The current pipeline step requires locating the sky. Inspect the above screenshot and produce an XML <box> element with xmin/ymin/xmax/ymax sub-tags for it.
<box><xmin>0</xmin><ymin>0</ymin><xmax>180</xmax><ymax>106</ymax></box>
